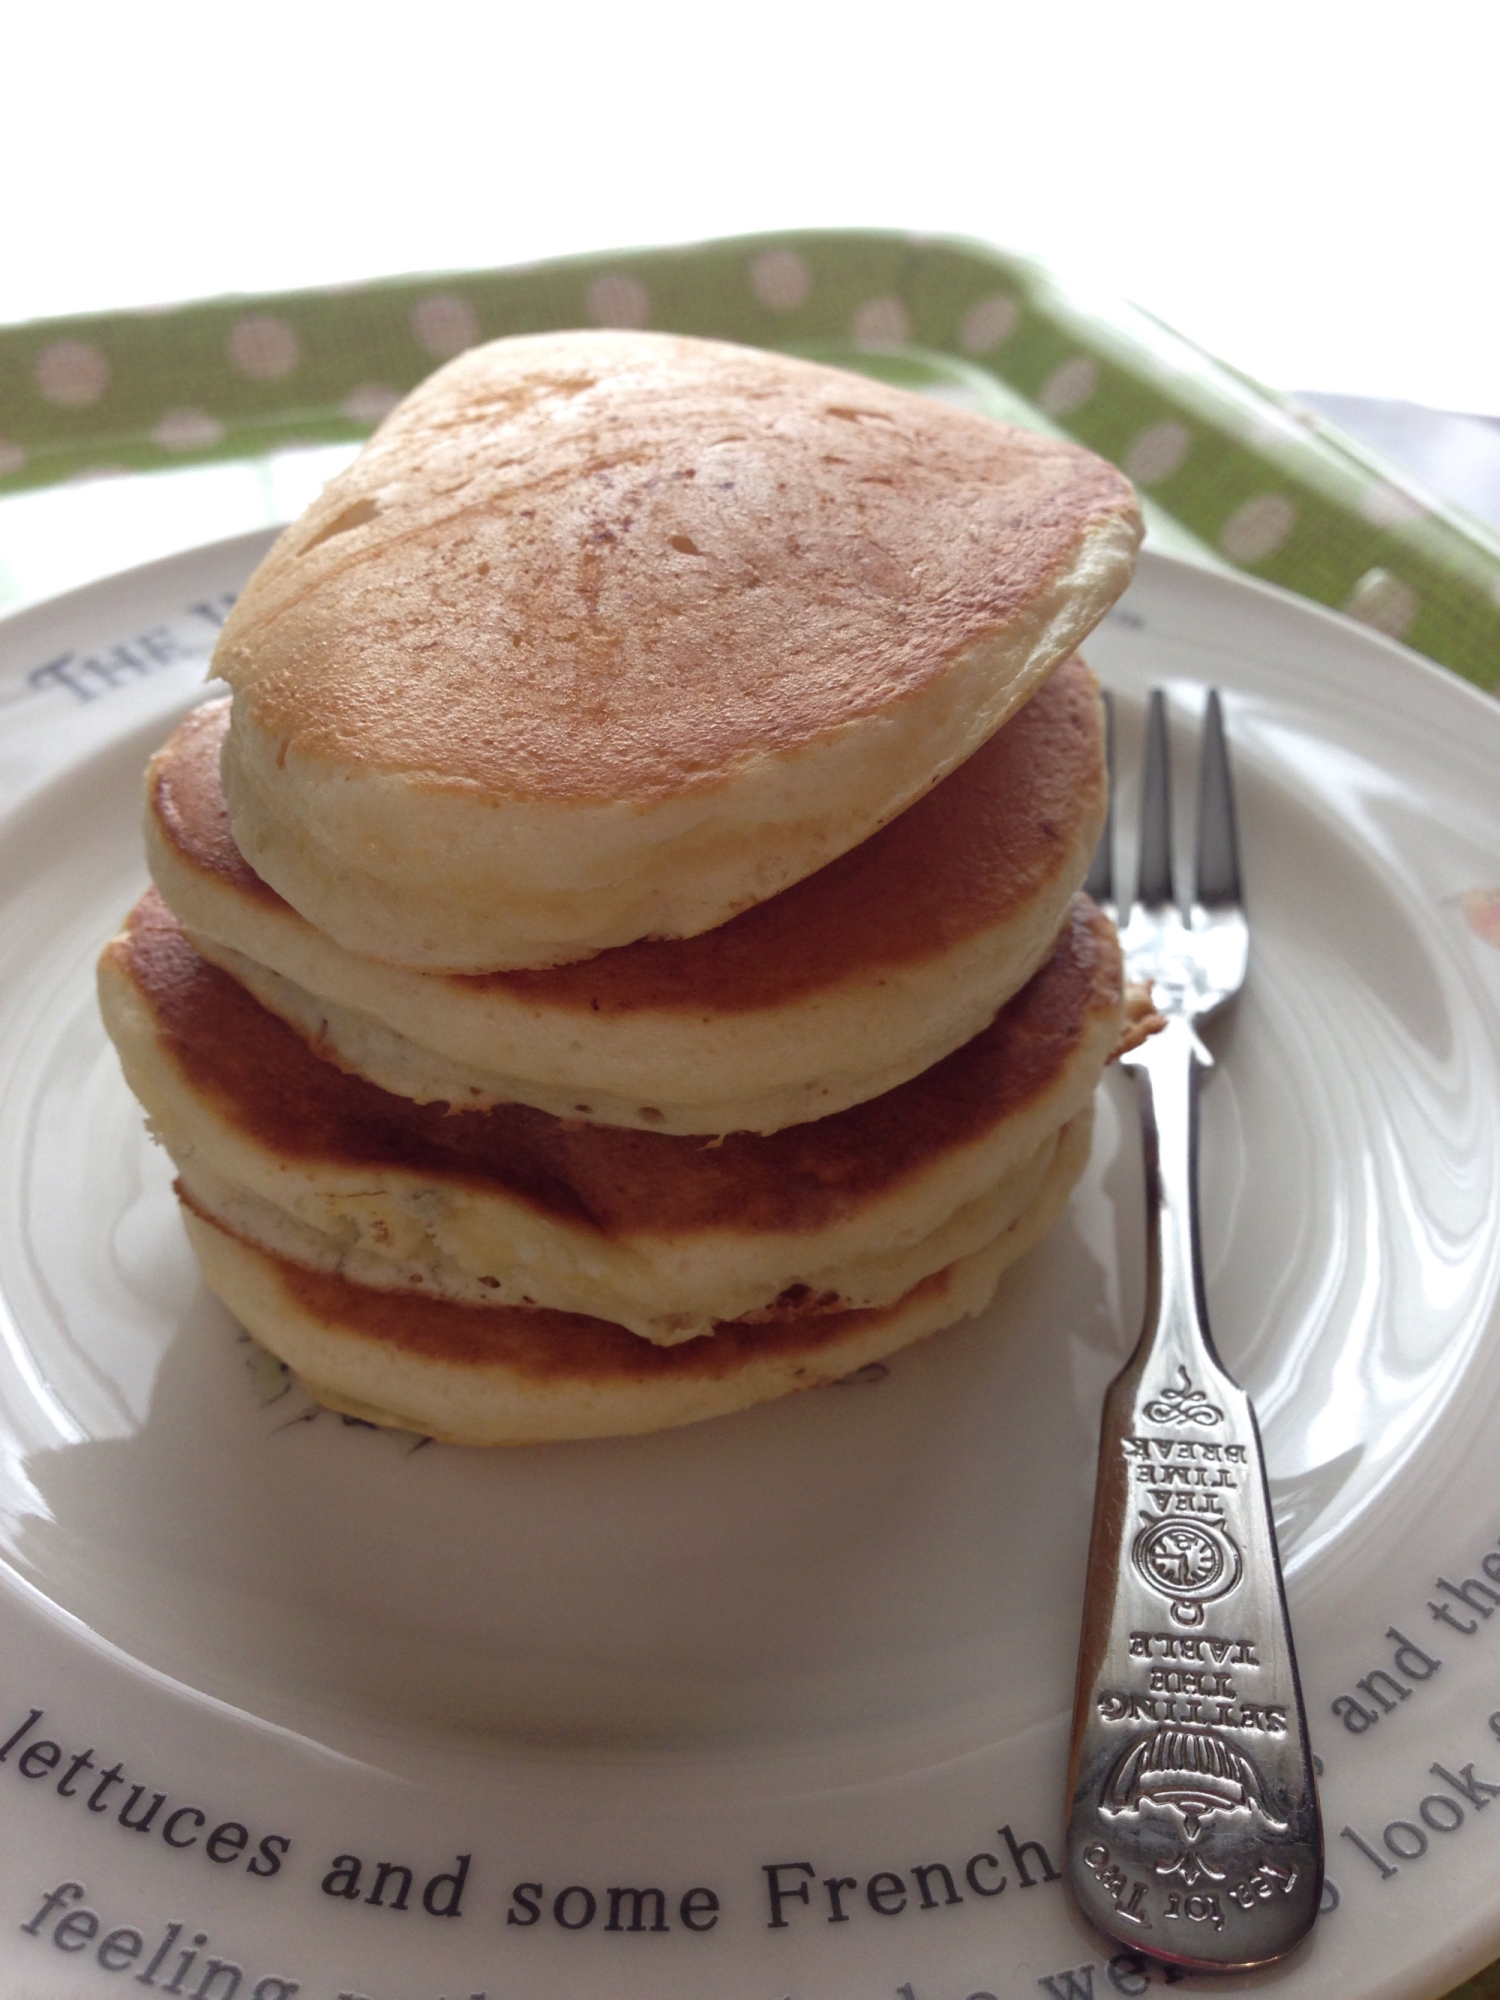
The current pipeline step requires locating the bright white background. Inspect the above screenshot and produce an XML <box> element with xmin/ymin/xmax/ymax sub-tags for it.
<box><xmin>5</xmin><ymin>0</ymin><xmax>1498</xmax><ymax>413</ymax></box>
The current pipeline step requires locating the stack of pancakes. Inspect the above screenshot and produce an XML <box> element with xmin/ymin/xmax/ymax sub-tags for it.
<box><xmin>98</xmin><ymin>331</ymin><xmax>1142</xmax><ymax>1444</ymax></box>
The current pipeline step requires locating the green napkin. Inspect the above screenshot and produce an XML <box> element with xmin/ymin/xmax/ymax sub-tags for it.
<box><xmin>1</xmin><ymin>229</ymin><xmax>1496</xmax><ymax>689</ymax></box>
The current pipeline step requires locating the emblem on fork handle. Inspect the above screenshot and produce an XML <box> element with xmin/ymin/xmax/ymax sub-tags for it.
<box><xmin>1065</xmin><ymin>689</ymin><xmax>1322</xmax><ymax>1971</ymax></box>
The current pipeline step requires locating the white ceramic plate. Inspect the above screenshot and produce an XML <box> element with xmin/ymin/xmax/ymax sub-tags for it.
<box><xmin>2</xmin><ymin>541</ymin><xmax>1500</xmax><ymax>2000</ymax></box>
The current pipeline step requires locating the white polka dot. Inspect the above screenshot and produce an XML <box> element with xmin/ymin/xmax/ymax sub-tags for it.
<box><xmin>851</xmin><ymin>296</ymin><xmax>911</xmax><ymax>348</ymax></box>
<box><xmin>1219</xmin><ymin>494</ymin><xmax>1297</xmax><ymax>565</ymax></box>
<box><xmin>1124</xmin><ymin>420</ymin><xmax>1190</xmax><ymax>486</ymax></box>
<box><xmin>35</xmin><ymin>341</ymin><xmax>110</xmax><ymax>407</ymax></box>
<box><xmin>957</xmin><ymin>293</ymin><xmax>1019</xmax><ymax>354</ymax></box>
<box><xmin>410</xmin><ymin>294</ymin><xmax>479</xmax><ymax>358</ymax></box>
<box><xmin>342</xmin><ymin>383</ymin><xmax>403</xmax><ymax>425</ymax></box>
<box><xmin>1344</xmin><ymin>567</ymin><xmax>1419</xmax><ymax>640</ymax></box>
<box><xmin>152</xmin><ymin>408</ymin><xmax>224</xmax><ymax>452</ymax></box>
<box><xmin>0</xmin><ymin>439</ymin><xmax>25</xmax><ymax>476</ymax></box>
<box><xmin>1359</xmin><ymin>481</ymin><xmax>1426</xmax><ymax>528</ymax></box>
<box><xmin>1038</xmin><ymin>356</ymin><xmax>1099</xmax><ymax>418</ymax></box>
<box><xmin>586</xmin><ymin>273</ymin><xmax>651</xmax><ymax>329</ymax></box>
<box><xmin>750</xmin><ymin>249</ymin><xmax>811</xmax><ymax>313</ymax></box>
<box><xmin>228</xmin><ymin>316</ymin><xmax>299</xmax><ymax>381</ymax></box>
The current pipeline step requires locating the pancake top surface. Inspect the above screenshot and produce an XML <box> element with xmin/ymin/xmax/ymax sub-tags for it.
<box><xmin>113</xmin><ymin>891</ymin><xmax>1120</xmax><ymax>1237</ymax></box>
<box><xmin>213</xmin><ymin>331</ymin><xmax>1139</xmax><ymax>805</ymax></box>
<box><xmin>155</xmin><ymin>660</ymin><xmax>1104</xmax><ymax>1013</ymax></box>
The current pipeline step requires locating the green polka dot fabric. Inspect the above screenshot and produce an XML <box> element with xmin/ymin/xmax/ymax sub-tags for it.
<box><xmin>1</xmin><ymin>229</ymin><xmax>1497</xmax><ymax>690</ymax></box>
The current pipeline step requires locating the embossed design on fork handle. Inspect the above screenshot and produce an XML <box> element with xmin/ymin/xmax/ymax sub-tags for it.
<box><xmin>1066</xmin><ymin>696</ymin><xmax>1321</xmax><ymax>1971</ymax></box>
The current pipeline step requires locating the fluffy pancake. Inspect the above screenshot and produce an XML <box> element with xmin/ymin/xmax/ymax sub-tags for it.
<box><xmin>99</xmin><ymin>891</ymin><xmax>1122</xmax><ymax>1343</ymax></box>
<box><xmin>149</xmin><ymin>659</ymin><xmax>1107</xmax><ymax>1134</ymax></box>
<box><xmin>179</xmin><ymin>1118</ymin><xmax>1090</xmax><ymax>1445</ymax></box>
<box><xmin>213</xmin><ymin>332</ymin><xmax>1141</xmax><ymax>969</ymax></box>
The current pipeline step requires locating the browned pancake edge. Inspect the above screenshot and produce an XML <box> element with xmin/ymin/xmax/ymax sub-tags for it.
<box><xmin>152</xmin><ymin>654</ymin><xmax>1103</xmax><ymax>1014</ymax></box>
<box><xmin>107</xmin><ymin>890</ymin><xmax>1122</xmax><ymax>1239</ymax></box>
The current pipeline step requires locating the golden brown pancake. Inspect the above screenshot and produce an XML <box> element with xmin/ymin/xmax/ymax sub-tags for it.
<box><xmin>148</xmin><ymin>659</ymin><xmax>1107</xmax><ymax>1132</ymax></box>
<box><xmin>178</xmin><ymin>1113</ymin><xmax>1093</xmax><ymax>1445</ymax></box>
<box><xmin>214</xmin><ymin>332</ymin><xmax>1140</xmax><ymax>968</ymax></box>
<box><xmin>99</xmin><ymin>891</ymin><xmax>1123</xmax><ymax>1342</ymax></box>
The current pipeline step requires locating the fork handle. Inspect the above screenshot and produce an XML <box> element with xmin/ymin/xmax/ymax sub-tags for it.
<box><xmin>1064</xmin><ymin>1016</ymin><xmax>1323</xmax><ymax>1970</ymax></box>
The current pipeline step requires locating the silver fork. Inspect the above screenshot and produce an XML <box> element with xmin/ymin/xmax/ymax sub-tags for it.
<box><xmin>1064</xmin><ymin>689</ymin><xmax>1322</xmax><ymax>1971</ymax></box>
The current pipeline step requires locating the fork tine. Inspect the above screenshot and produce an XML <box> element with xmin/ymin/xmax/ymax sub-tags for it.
<box><xmin>1083</xmin><ymin>688</ymin><xmax>1115</xmax><ymax>908</ymax></box>
<box><xmin>1136</xmin><ymin>688</ymin><xmax>1174</xmax><ymax>907</ymax></box>
<box><xmin>1194</xmin><ymin>689</ymin><xmax>1243</xmax><ymax>908</ymax></box>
